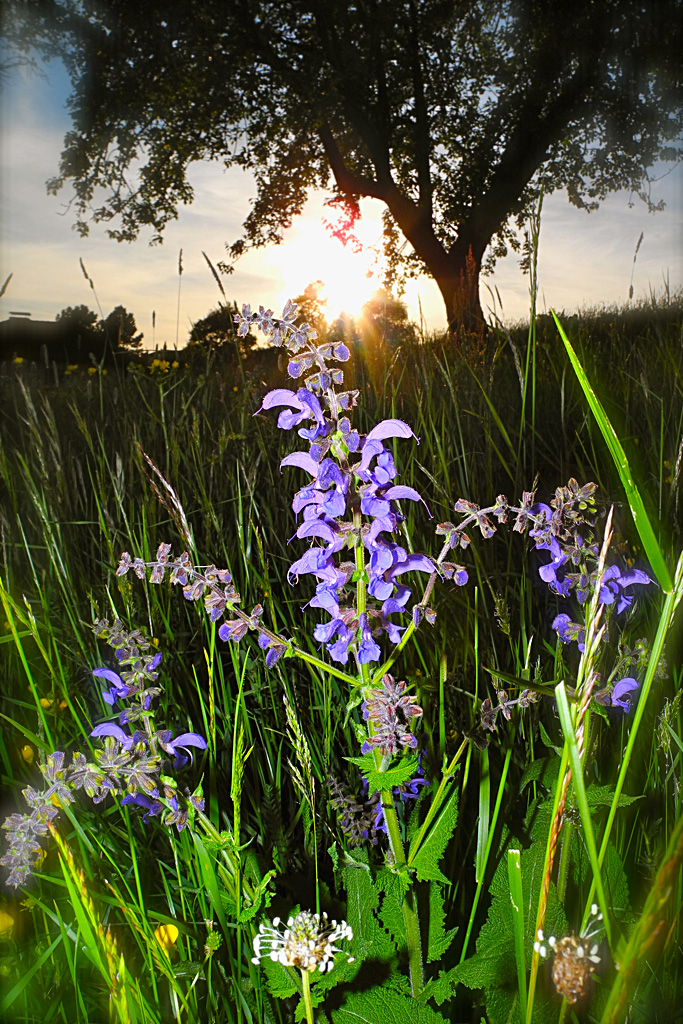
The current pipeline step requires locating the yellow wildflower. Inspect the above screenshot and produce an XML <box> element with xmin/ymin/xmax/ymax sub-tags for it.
<box><xmin>20</xmin><ymin>744</ymin><xmax>34</xmax><ymax>764</ymax></box>
<box><xmin>39</xmin><ymin>697</ymin><xmax>67</xmax><ymax>713</ymax></box>
<box><xmin>88</xmin><ymin>367</ymin><xmax>97</xmax><ymax>375</ymax></box>
<box><xmin>13</xmin><ymin>356</ymin><xmax>24</xmax><ymax>365</ymax></box>
<box><xmin>154</xmin><ymin>923</ymin><xmax>179</xmax><ymax>950</ymax></box>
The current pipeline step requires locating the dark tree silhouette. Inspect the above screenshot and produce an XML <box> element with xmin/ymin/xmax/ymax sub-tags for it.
<box><xmin>101</xmin><ymin>305</ymin><xmax>143</xmax><ymax>349</ymax></box>
<box><xmin>189</xmin><ymin>302</ymin><xmax>255</xmax><ymax>355</ymax></box>
<box><xmin>55</xmin><ymin>304</ymin><xmax>99</xmax><ymax>335</ymax></box>
<box><xmin>9</xmin><ymin>0</ymin><xmax>682</xmax><ymax>334</ymax></box>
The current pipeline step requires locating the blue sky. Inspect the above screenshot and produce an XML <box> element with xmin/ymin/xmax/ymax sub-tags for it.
<box><xmin>1</xmin><ymin>56</ymin><xmax>681</xmax><ymax>348</ymax></box>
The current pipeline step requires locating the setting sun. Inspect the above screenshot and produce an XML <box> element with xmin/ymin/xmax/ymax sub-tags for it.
<box><xmin>273</xmin><ymin>198</ymin><xmax>386</xmax><ymax>322</ymax></box>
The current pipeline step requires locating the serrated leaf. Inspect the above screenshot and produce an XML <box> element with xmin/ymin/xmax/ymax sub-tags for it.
<box><xmin>409</xmin><ymin>786</ymin><xmax>459</xmax><ymax>883</ymax></box>
<box><xmin>342</xmin><ymin>858</ymin><xmax>396</xmax><ymax>962</ymax></box>
<box><xmin>346</xmin><ymin>752</ymin><xmax>418</xmax><ymax>794</ymax></box>
<box><xmin>260</xmin><ymin>954</ymin><xmax>298</xmax><ymax>1000</ymax></box>
<box><xmin>460</xmin><ymin>827</ymin><xmax>567</xmax><ymax>1008</ymax></box>
<box><xmin>586</xmin><ymin>783</ymin><xmax>643</xmax><ymax>808</ymax></box>
<box><xmin>538</xmin><ymin>721</ymin><xmax>562</xmax><ymax>754</ymax></box>
<box><xmin>238</xmin><ymin>868</ymin><xmax>276</xmax><ymax>924</ymax></box>
<box><xmin>375</xmin><ymin>868</ymin><xmax>408</xmax><ymax>950</ymax></box>
<box><xmin>518</xmin><ymin>755</ymin><xmax>560</xmax><ymax>793</ymax></box>
<box><xmin>331</xmin><ymin>987</ymin><xmax>448</xmax><ymax>1023</ymax></box>
<box><xmin>426</xmin><ymin>881</ymin><xmax>458</xmax><ymax>962</ymax></box>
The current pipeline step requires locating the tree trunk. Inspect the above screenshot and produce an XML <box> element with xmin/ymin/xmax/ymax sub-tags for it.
<box><xmin>436</xmin><ymin>239</ymin><xmax>486</xmax><ymax>340</ymax></box>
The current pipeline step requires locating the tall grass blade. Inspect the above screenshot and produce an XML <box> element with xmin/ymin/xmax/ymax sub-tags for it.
<box><xmin>552</xmin><ymin>309</ymin><xmax>673</xmax><ymax>591</ymax></box>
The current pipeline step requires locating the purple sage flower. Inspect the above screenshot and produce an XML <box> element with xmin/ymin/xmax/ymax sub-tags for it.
<box><xmin>610</xmin><ymin>677</ymin><xmax>639</xmax><ymax>711</ymax></box>
<box><xmin>156</xmin><ymin>730</ymin><xmax>208</xmax><ymax>769</ymax></box>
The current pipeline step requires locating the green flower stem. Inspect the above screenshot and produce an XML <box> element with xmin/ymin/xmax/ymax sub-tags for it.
<box><xmin>381</xmin><ymin>787</ymin><xmax>423</xmax><ymax>995</ymax></box>
<box><xmin>301</xmin><ymin>969</ymin><xmax>315</xmax><ymax>1024</ymax></box>
<box><xmin>353</xmin><ymin>509</ymin><xmax>367</xmax><ymax>617</ymax></box>
<box><xmin>291</xmin><ymin>647</ymin><xmax>358</xmax><ymax>688</ymax></box>
<box><xmin>370</xmin><ymin>744</ymin><xmax>423</xmax><ymax>996</ymax></box>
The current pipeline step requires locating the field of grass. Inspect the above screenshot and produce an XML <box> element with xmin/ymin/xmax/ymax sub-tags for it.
<box><xmin>0</xmin><ymin>295</ymin><xmax>681</xmax><ymax>1023</ymax></box>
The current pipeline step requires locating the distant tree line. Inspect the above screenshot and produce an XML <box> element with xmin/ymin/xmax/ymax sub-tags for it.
<box><xmin>188</xmin><ymin>287</ymin><xmax>420</xmax><ymax>357</ymax></box>
<box><xmin>56</xmin><ymin>304</ymin><xmax>143</xmax><ymax>349</ymax></box>
<box><xmin>1</xmin><ymin>287</ymin><xmax>419</xmax><ymax>366</ymax></box>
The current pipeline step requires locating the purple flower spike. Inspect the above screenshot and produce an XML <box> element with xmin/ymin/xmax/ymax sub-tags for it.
<box><xmin>93</xmin><ymin>667</ymin><xmax>131</xmax><ymax>705</ymax></box>
<box><xmin>121</xmin><ymin>793</ymin><xmax>163</xmax><ymax>821</ymax></box>
<box><xmin>610</xmin><ymin>677</ymin><xmax>639</xmax><ymax>711</ymax></box>
<box><xmin>366</xmin><ymin>419</ymin><xmax>417</xmax><ymax>443</ymax></box>
<box><xmin>90</xmin><ymin>722</ymin><xmax>134</xmax><ymax>749</ymax></box>
<box><xmin>157</xmin><ymin>730</ymin><xmax>208</xmax><ymax>769</ymax></box>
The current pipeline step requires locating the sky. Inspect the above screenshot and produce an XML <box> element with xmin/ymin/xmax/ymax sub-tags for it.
<box><xmin>1</xmin><ymin>55</ymin><xmax>682</xmax><ymax>349</ymax></box>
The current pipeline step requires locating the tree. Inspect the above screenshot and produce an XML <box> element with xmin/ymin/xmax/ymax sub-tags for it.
<box><xmin>291</xmin><ymin>282</ymin><xmax>331</xmax><ymax>339</ymax></box>
<box><xmin>9</xmin><ymin>1</ymin><xmax>682</xmax><ymax>334</ymax></box>
<box><xmin>101</xmin><ymin>305</ymin><xmax>143</xmax><ymax>349</ymax></box>
<box><xmin>55</xmin><ymin>304</ymin><xmax>101</xmax><ymax>341</ymax></box>
<box><xmin>359</xmin><ymin>290</ymin><xmax>418</xmax><ymax>347</ymax></box>
<box><xmin>189</xmin><ymin>302</ymin><xmax>255</xmax><ymax>355</ymax></box>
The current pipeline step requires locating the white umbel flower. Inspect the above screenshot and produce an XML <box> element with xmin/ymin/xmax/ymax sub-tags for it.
<box><xmin>252</xmin><ymin>910</ymin><xmax>354</xmax><ymax>973</ymax></box>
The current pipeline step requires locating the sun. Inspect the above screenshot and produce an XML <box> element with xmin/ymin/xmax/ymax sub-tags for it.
<box><xmin>276</xmin><ymin>200</ymin><xmax>385</xmax><ymax>321</ymax></box>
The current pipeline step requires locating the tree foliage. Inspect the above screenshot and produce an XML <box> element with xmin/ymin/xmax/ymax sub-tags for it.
<box><xmin>55</xmin><ymin>304</ymin><xmax>99</xmax><ymax>335</ymax></box>
<box><xmin>189</xmin><ymin>302</ymin><xmax>255</xmax><ymax>355</ymax></box>
<box><xmin>9</xmin><ymin>0</ymin><xmax>682</xmax><ymax>332</ymax></box>
<box><xmin>56</xmin><ymin>303</ymin><xmax>142</xmax><ymax>350</ymax></box>
<box><xmin>101</xmin><ymin>305</ymin><xmax>143</xmax><ymax>349</ymax></box>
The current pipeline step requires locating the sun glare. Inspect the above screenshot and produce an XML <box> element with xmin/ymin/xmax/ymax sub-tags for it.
<box><xmin>277</xmin><ymin>206</ymin><xmax>384</xmax><ymax>322</ymax></box>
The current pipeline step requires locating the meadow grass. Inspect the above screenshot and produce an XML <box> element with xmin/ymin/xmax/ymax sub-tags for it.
<box><xmin>0</xmin><ymin>294</ymin><xmax>681</xmax><ymax>1023</ymax></box>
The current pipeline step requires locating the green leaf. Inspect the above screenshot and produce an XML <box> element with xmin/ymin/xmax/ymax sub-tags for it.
<box><xmin>507</xmin><ymin>849</ymin><xmax>527</xmax><ymax>1020</ymax></box>
<box><xmin>260</xmin><ymin>955</ymin><xmax>298</xmax><ymax>1000</ymax></box>
<box><xmin>476</xmin><ymin>747</ymin><xmax>490</xmax><ymax>883</ymax></box>
<box><xmin>190</xmin><ymin>831</ymin><xmax>232</xmax><ymax>941</ymax></box>
<box><xmin>345</xmin><ymin>752</ymin><xmax>419</xmax><ymax>794</ymax></box>
<box><xmin>0</xmin><ymin>933</ymin><xmax>62</xmax><ymax>1017</ymax></box>
<box><xmin>426</xmin><ymin>881</ymin><xmax>457</xmax><ymax>962</ymax></box>
<box><xmin>552</xmin><ymin>311</ymin><xmax>672</xmax><ymax>592</ymax></box>
<box><xmin>342</xmin><ymin>856</ymin><xmax>396</xmax><ymax>963</ymax></box>
<box><xmin>518</xmin><ymin>755</ymin><xmax>560</xmax><ymax>794</ymax></box>
<box><xmin>586</xmin><ymin>783</ymin><xmax>643</xmax><ymax>809</ymax></box>
<box><xmin>538</xmin><ymin>721</ymin><xmax>562</xmax><ymax>755</ymax></box>
<box><xmin>409</xmin><ymin>786</ymin><xmax>459</xmax><ymax>883</ymax></box>
<box><xmin>237</xmin><ymin>869</ymin><xmax>276</xmax><ymax>924</ymax></box>
<box><xmin>331</xmin><ymin>987</ymin><xmax>448</xmax><ymax>1023</ymax></box>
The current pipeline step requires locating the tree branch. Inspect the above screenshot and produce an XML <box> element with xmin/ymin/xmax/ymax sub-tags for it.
<box><xmin>317</xmin><ymin>124</ymin><xmax>387</xmax><ymax>200</ymax></box>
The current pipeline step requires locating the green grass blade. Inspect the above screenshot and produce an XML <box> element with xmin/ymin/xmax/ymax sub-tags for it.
<box><xmin>555</xmin><ymin>681</ymin><xmax>612</xmax><ymax>947</ymax></box>
<box><xmin>507</xmin><ymin>848</ymin><xmax>527</xmax><ymax>1021</ymax></box>
<box><xmin>552</xmin><ymin>310</ymin><xmax>673</xmax><ymax>591</ymax></box>
<box><xmin>0</xmin><ymin>933</ymin><xmax>63</xmax><ymax>1016</ymax></box>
